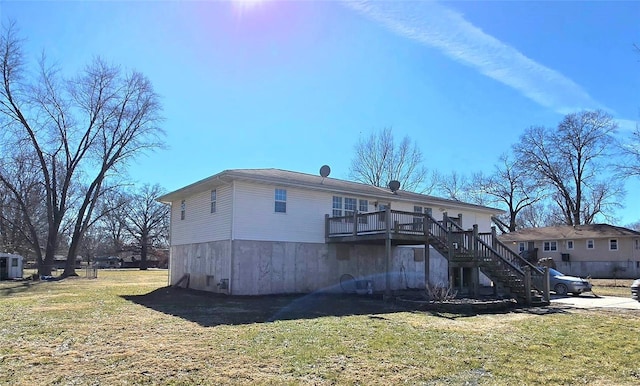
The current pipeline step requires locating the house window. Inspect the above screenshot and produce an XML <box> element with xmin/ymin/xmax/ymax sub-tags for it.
<box><xmin>636</xmin><ymin>239</ymin><xmax>640</xmax><ymax>250</ymax></box>
<box><xmin>587</xmin><ymin>239</ymin><xmax>594</xmax><ymax>249</ymax></box>
<box><xmin>210</xmin><ymin>190</ymin><xmax>217</xmax><ymax>213</ymax></box>
<box><xmin>344</xmin><ymin>198</ymin><xmax>357</xmax><ymax>221</ymax></box>
<box><xmin>518</xmin><ymin>242</ymin><xmax>526</xmax><ymax>252</ymax></box>
<box><xmin>566</xmin><ymin>240</ymin><xmax>574</xmax><ymax>250</ymax></box>
<box><xmin>180</xmin><ymin>200</ymin><xmax>186</xmax><ymax>220</ymax></box>
<box><xmin>609</xmin><ymin>239</ymin><xmax>618</xmax><ymax>251</ymax></box>
<box><xmin>543</xmin><ymin>241</ymin><xmax>557</xmax><ymax>252</ymax></box>
<box><xmin>275</xmin><ymin>189</ymin><xmax>287</xmax><ymax>213</ymax></box>
<box><xmin>11</xmin><ymin>258</ymin><xmax>18</xmax><ymax>267</ymax></box>
<box><xmin>332</xmin><ymin>196</ymin><xmax>343</xmax><ymax>217</ymax></box>
<box><xmin>358</xmin><ymin>199</ymin><xmax>368</xmax><ymax>224</ymax></box>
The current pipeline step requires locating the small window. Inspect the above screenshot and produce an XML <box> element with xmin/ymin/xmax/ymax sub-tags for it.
<box><xmin>11</xmin><ymin>258</ymin><xmax>18</xmax><ymax>267</ymax></box>
<box><xmin>210</xmin><ymin>190</ymin><xmax>217</xmax><ymax>213</ymax></box>
<box><xmin>180</xmin><ymin>200</ymin><xmax>186</xmax><ymax>220</ymax></box>
<box><xmin>586</xmin><ymin>239</ymin><xmax>594</xmax><ymax>249</ymax></box>
<box><xmin>636</xmin><ymin>239</ymin><xmax>639</xmax><ymax>250</ymax></box>
<box><xmin>609</xmin><ymin>239</ymin><xmax>618</xmax><ymax>251</ymax></box>
<box><xmin>413</xmin><ymin>206</ymin><xmax>424</xmax><ymax>230</ymax></box>
<box><xmin>275</xmin><ymin>189</ymin><xmax>287</xmax><ymax>213</ymax></box>
<box><xmin>332</xmin><ymin>196</ymin><xmax>342</xmax><ymax>217</ymax></box>
<box><xmin>543</xmin><ymin>241</ymin><xmax>557</xmax><ymax>252</ymax></box>
<box><xmin>518</xmin><ymin>242</ymin><xmax>526</xmax><ymax>252</ymax></box>
<box><xmin>566</xmin><ymin>240</ymin><xmax>574</xmax><ymax>250</ymax></box>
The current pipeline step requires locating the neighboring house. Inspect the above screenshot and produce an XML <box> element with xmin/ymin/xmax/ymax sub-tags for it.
<box><xmin>158</xmin><ymin>168</ymin><xmax>508</xmax><ymax>297</ymax></box>
<box><xmin>499</xmin><ymin>224</ymin><xmax>640</xmax><ymax>278</ymax></box>
<box><xmin>0</xmin><ymin>253</ymin><xmax>24</xmax><ymax>280</ymax></box>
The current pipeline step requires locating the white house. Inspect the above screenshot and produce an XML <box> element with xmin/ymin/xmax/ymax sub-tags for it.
<box><xmin>158</xmin><ymin>168</ymin><xmax>507</xmax><ymax>297</ymax></box>
<box><xmin>0</xmin><ymin>253</ymin><xmax>24</xmax><ymax>280</ymax></box>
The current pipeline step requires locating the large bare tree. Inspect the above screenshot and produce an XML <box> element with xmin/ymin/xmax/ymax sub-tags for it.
<box><xmin>513</xmin><ymin>110</ymin><xmax>621</xmax><ymax>225</ymax></box>
<box><xmin>472</xmin><ymin>154</ymin><xmax>545</xmax><ymax>231</ymax></box>
<box><xmin>123</xmin><ymin>184</ymin><xmax>169</xmax><ymax>270</ymax></box>
<box><xmin>349</xmin><ymin>127</ymin><xmax>432</xmax><ymax>193</ymax></box>
<box><xmin>0</xmin><ymin>22</ymin><xmax>163</xmax><ymax>276</ymax></box>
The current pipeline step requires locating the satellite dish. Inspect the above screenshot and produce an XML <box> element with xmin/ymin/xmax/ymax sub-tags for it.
<box><xmin>388</xmin><ymin>180</ymin><xmax>400</xmax><ymax>193</ymax></box>
<box><xmin>319</xmin><ymin>165</ymin><xmax>331</xmax><ymax>178</ymax></box>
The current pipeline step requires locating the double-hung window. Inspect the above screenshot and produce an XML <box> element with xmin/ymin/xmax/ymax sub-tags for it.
<box><xmin>332</xmin><ymin>196</ymin><xmax>343</xmax><ymax>217</ymax></box>
<box><xmin>543</xmin><ymin>241</ymin><xmax>557</xmax><ymax>252</ymax></box>
<box><xmin>358</xmin><ymin>199</ymin><xmax>368</xmax><ymax>224</ymax></box>
<box><xmin>275</xmin><ymin>189</ymin><xmax>287</xmax><ymax>213</ymax></box>
<box><xmin>566</xmin><ymin>240</ymin><xmax>574</xmax><ymax>250</ymax></box>
<box><xmin>344</xmin><ymin>197</ymin><xmax>357</xmax><ymax>222</ymax></box>
<box><xmin>609</xmin><ymin>239</ymin><xmax>618</xmax><ymax>251</ymax></box>
<box><xmin>210</xmin><ymin>190</ymin><xmax>217</xmax><ymax>213</ymax></box>
<box><xmin>587</xmin><ymin>239</ymin><xmax>594</xmax><ymax>249</ymax></box>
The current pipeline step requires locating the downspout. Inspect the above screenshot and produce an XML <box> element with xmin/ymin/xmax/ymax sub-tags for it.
<box><xmin>167</xmin><ymin>202</ymin><xmax>173</xmax><ymax>287</ymax></box>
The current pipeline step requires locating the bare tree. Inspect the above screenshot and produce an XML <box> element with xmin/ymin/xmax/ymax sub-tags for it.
<box><xmin>0</xmin><ymin>22</ymin><xmax>163</xmax><ymax>276</ymax></box>
<box><xmin>123</xmin><ymin>184</ymin><xmax>169</xmax><ymax>270</ymax></box>
<box><xmin>472</xmin><ymin>154</ymin><xmax>545</xmax><ymax>231</ymax></box>
<box><xmin>513</xmin><ymin>110</ymin><xmax>621</xmax><ymax>225</ymax></box>
<box><xmin>349</xmin><ymin>127</ymin><xmax>432</xmax><ymax>193</ymax></box>
<box><xmin>432</xmin><ymin>171</ymin><xmax>471</xmax><ymax>202</ymax></box>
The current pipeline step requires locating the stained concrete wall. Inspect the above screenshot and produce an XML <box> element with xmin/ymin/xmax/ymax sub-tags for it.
<box><xmin>556</xmin><ymin>260</ymin><xmax>640</xmax><ymax>279</ymax></box>
<box><xmin>170</xmin><ymin>240</ymin><xmax>231</xmax><ymax>293</ymax></box>
<box><xmin>170</xmin><ymin>239</ymin><xmax>449</xmax><ymax>295</ymax></box>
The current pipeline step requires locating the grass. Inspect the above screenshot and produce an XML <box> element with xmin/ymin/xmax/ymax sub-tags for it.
<box><xmin>1</xmin><ymin>271</ymin><xmax>639</xmax><ymax>385</ymax></box>
<box><xmin>590</xmin><ymin>278</ymin><xmax>635</xmax><ymax>297</ymax></box>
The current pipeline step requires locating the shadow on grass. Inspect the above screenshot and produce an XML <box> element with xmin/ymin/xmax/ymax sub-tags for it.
<box><xmin>0</xmin><ymin>280</ymin><xmax>45</xmax><ymax>296</ymax></box>
<box><xmin>121</xmin><ymin>287</ymin><xmax>558</xmax><ymax>327</ymax></box>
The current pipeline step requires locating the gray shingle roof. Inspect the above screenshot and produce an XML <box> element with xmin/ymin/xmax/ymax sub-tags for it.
<box><xmin>499</xmin><ymin>224</ymin><xmax>640</xmax><ymax>241</ymax></box>
<box><xmin>158</xmin><ymin>168</ymin><xmax>503</xmax><ymax>214</ymax></box>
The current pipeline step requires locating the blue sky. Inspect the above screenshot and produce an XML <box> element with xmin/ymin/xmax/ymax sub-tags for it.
<box><xmin>1</xmin><ymin>1</ymin><xmax>639</xmax><ymax>223</ymax></box>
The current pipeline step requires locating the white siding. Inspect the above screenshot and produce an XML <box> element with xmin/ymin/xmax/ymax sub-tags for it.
<box><xmin>170</xmin><ymin>184</ymin><xmax>233</xmax><ymax>245</ymax></box>
<box><xmin>232</xmin><ymin>181</ymin><xmax>331</xmax><ymax>243</ymax></box>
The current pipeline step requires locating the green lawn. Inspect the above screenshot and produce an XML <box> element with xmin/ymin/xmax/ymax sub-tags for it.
<box><xmin>1</xmin><ymin>270</ymin><xmax>639</xmax><ymax>385</ymax></box>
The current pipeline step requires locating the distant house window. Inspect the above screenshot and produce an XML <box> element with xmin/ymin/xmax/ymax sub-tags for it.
<box><xmin>275</xmin><ymin>189</ymin><xmax>287</xmax><ymax>213</ymax></box>
<box><xmin>609</xmin><ymin>239</ymin><xmax>618</xmax><ymax>251</ymax></box>
<box><xmin>11</xmin><ymin>258</ymin><xmax>18</xmax><ymax>267</ymax></box>
<box><xmin>567</xmin><ymin>240</ymin><xmax>574</xmax><ymax>250</ymax></box>
<box><xmin>180</xmin><ymin>200</ymin><xmax>186</xmax><ymax>220</ymax></box>
<box><xmin>210</xmin><ymin>190</ymin><xmax>217</xmax><ymax>213</ymax></box>
<box><xmin>587</xmin><ymin>239</ymin><xmax>594</xmax><ymax>249</ymax></box>
<box><xmin>636</xmin><ymin>239</ymin><xmax>640</xmax><ymax>250</ymax></box>
<box><xmin>543</xmin><ymin>241</ymin><xmax>557</xmax><ymax>252</ymax></box>
<box><xmin>518</xmin><ymin>242</ymin><xmax>526</xmax><ymax>252</ymax></box>
<box><xmin>332</xmin><ymin>196</ymin><xmax>343</xmax><ymax>217</ymax></box>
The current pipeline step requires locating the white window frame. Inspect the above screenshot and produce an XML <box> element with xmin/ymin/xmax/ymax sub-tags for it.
<box><xmin>566</xmin><ymin>240</ymin><xmax>574</xmax><ymax>250</ymax></box>
<box><xmin>586</xmin><ymin>239</ymin><xmax>594</xmax><ymax>249</ymax></box>
<box><xmin>518</xmin><ymin>242</ymin><xmax>526</xmax><ymax>252</ymax></box>
<box><xmin>609</xmin><ymin>239</ymin><xmax>618</xmax><ymax>251</ymax></box>
<box><xmin>332</xmin><ymin>196</ymin><xmax>343</xmax><ymax>217</ymax></box>
<box><xmin>210</xmin><ymin>189</ymin><xmax>217</xmax><ymax>213</ymax></box>
<box><xmin>358</xmin><ymin>199</ymin><xmax>368</xmax><ymax>224</ymax></box>
<box><xmin>274</xmin><ymin>189</ymin><xmax>287</xmax><ymax>213</ymax></box>
<box><xmin>543</xmin><ymin>241</ymin><xmax>557</xmax><ymax>252</ymax></box>
<box><xmin>344</xmin><ymin>197</ymin><xmax>357</xmax><ymax>221</ymax></box>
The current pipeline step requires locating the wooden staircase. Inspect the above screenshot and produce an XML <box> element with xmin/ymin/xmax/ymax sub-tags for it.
<box><xmin>425</xmin><ymin>214</ymin><xmax>549</xmax><ymax>305</ymax></box>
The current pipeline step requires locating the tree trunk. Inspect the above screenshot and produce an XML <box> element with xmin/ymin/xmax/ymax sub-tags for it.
<box><xmin>139</xmin><ymin>233</ymin><xmax>148</xmax><ymax>270</ymax></box>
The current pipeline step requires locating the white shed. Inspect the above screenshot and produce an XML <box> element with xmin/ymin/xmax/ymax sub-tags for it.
<box><xmin>0</xmin><ymin>253</ymin><xmax>24</xmax><ymax>280</ymax></box>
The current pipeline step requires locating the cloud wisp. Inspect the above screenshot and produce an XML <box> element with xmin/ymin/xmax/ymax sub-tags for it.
<box><xmin>343</xmin><ymin>1</ymin><xmax>602</xmax><ymax>116</ymax></box>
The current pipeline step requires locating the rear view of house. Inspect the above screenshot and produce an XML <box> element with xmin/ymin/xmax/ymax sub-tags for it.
<box><xmin>159</xmin><ymin>168</ymin><xmax>510</xmax><ymax>297</ymax></box>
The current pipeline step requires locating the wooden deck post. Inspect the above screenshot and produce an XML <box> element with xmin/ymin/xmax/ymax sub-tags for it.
<box><xmin>424</xmin><ymin>214</ymin><xmax>431</xmax><ymax>289</ymax></box>
<box><xmin>472</xmin><ymin>224</ymin><xmax>479</xmax><ymax>298</ymax></box>
<box><xmin>524</xmin><ymin>266</ymin><xmax>532</xmax><ymax>306</ymax></box>
<box><xmin>544</xmin><ymin>266</ymin><xmax>551</xmax><ymax>302</ymax></box>
<box><xmin>385</xmin><ymin>206</ymin><xmax>392</xmax><ymax>298</ymax></box>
